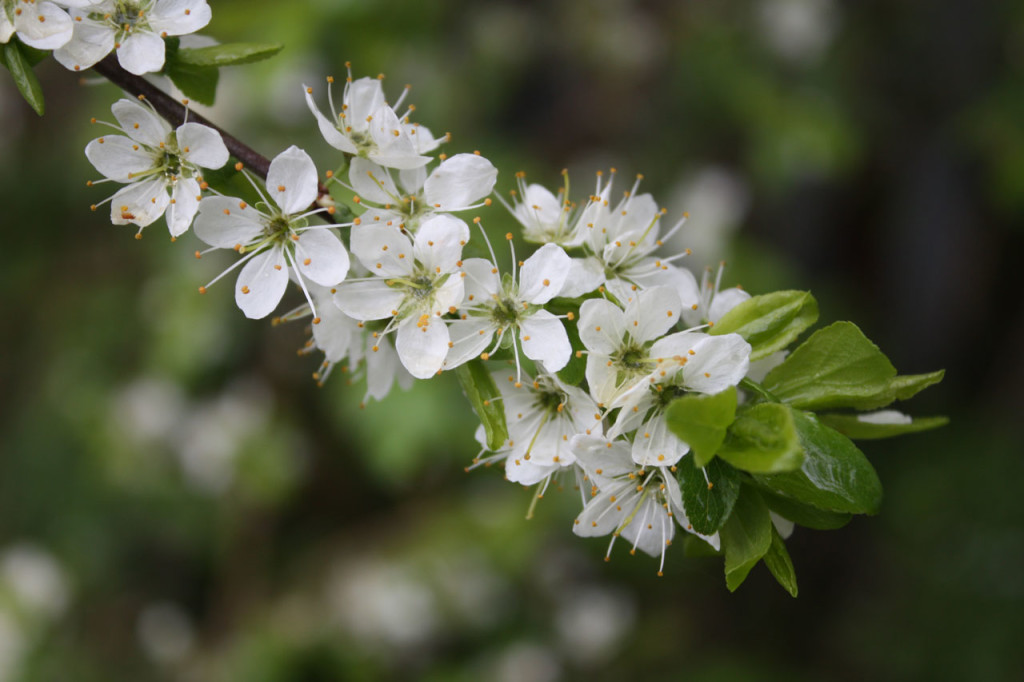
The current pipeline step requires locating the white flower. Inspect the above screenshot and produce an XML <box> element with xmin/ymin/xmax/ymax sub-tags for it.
<box><xmin>577</xmin><ymin>285</ymin><xmax>684</xmax><ymax>406</ymax></box>
<box><xmin>608</xmin><ymin>332</ymin><xmax>752</xmax><ymax>466</ymax></box>
<box><xmin>571</xmin><ymin>435</ymin><xmax>719</xmax><ymax>574</ymax></box>
<box><xmin>477</xmin><ymin>372</ymin><xmax>602</xmax><ymax>487</ymax></box>
<box><xmin>502</xmin><ymin>171</ymin><xmax>586</xmax><ymax>247</ymax></box>
<box><xmin>85</xmin><ymin>97</ymin><xmax>228</xmax><ymax>236</ymax></box>
<box><xmin>556</xmin><ymin>173</ymin><xmax>699</xmax><ymax>304</ymax></box>
<box><xmin>304</xmin><ymin>73</ymin><xmax>443</xmax><ymax>170</ymax></box>
<box><xmin>680</xmin><ymin>262</ymin><xmax>751</xmax><ymax>327</ymax></box>
<box><xmin>334</xmin><ymin>214</ymin><xmax>469</xmax><ymax>379</ymax></box>
<box><xmin>348</xmin><ymin>153</ymin><xmax>496</xmax><ymax>231</ymax></box>
<box><xmin>1</xmin><ymin>0</ymin><xmax>75</xmax><ymax>50</ymax></box>
<box><xmin>445</xmin><ymin>242</ymin><xmax>572</xmax><ymax>377</ymax></box>
<box><xmin>55</xmin><ymin>0</ymin><xmax>211</xmax><ymax>75</ymax></box>
<box><xmin>193</xmin><ymin>146</ymin><xmax>349</xmax><ymax>319</ymax></box>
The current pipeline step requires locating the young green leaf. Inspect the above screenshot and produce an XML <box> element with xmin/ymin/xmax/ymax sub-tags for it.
<box><xmin>664</xmin><ymin>386</ymin><xmax>737</xmax><ymax>467</ymax></box>
<box><xmin>176</xmin><ymin>43</ymin><xmax>284</xmax><ymax>68</ymax></box>
<box><xmin>719</xmin><ymin>484</ymin><xmax>773</xmax><ymax>591</ymax></box>
<box><xmin>762</xmin><ymin>322</ymin><xmax>897</xmax><ymax>410</ymax></box>
<box><xmin>2</xmin><ymin>42</ymin><xmax>45</xmax><ymax>116</ymax></box>
<box><xmin>455</xmin><ymin>359</ymin><xmax>508</xmax><ymax>451</ymax></box>
<box><xmin>754</xmin><ymin>411</ymin><xmax>883</xmax><ymax>514</ymax></box>
<box><xmin>759</xmin><ymin>489</ymin><xmax>852</xmax><ymax>529</ymax></box>
<box><xmin>676</xmin><ymin>455</ymin><xmax>742</xmax><ymax>535</ymax></box>
<box><xmin>819</xmin><ymin>413</ymin><xmax>949</xmax><ymax>440</ymax></box>
<box><xmin>711</xmin><ymin>290</ymin><xmax>819</xmax><ymax>360</ymax></box>
<box><xmin>163</xmin><ymin>59</ymin><xmax>219</xmax><ymax>106</ymax></box>
<box><xmin>763</xmin><ymin>527</ymin><xmax>798</xmax><ymax>597</ymax></box>
<box><xmin>717</xmin><ymin>402</ymin><xmax>804</xmax><ymax>473</ymax></box>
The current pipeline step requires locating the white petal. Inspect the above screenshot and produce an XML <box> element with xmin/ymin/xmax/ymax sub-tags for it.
<box><xmin>558</xmin><ymin>256</ymin><xmax>604</xmax><ymax>298</ymax></box>
<box><xmin>52</xmin><ymin>19</ymin><xmax>114</xmax><ymax>72</ymax></box>
<box><xmin>398</xmin><ymin>166</ymin><xmax>427</xmax><ymax>195</ymax></box>
<box><xmin>349</xmin><ymin>158</ymin><xmax>399</xmax><ymax>205</ymax></box>
<box><xmin>108</xmin><ymin>177</ymin><xmax>170</xmax><ymax>227</ymax></box>
<box><xmin>574</xmin><ymin>484</ymin><xmax>638</xmax><ymax>538</ymax></box>
<box><xmin>856</xmin><ymin>410</ymin><xmax>913</xmax><ymax>425</ymax></box>
<box><xmin>578</xmin><ymin>298</ymin><xmax>626</xmax><ymax>355</ymax></box>
<box><xmin>267</xmin><ymin>146</ymin><xmax>318</xmax><ymax>215</ymax></box>
<box><xmin>116</xmin><ymin>31</ymin><xmax>166</xmax><ymax>75</ymax></box>
<box><xmin>0</xmin><ymin>11</ymin><xmax>13</xmax><ymax>43</ymax></box>
<box><xmin>148</xmin><ymin>0</ymin><xmax>212</xmax><ymax>35</ymax></box>
<box><xmin>333</xmin><ymin>280</ymin><xmax>404</xmax><ymax>321</ymax></box>
<box><xmin>518</xmin><ymin>243</ymin><xmax>570</xmax><ymax>304</ymax></box>
<box><xmin>584</xmin><ymin>354</ymin><xmax>620</xmax><ymax>407</ymax></box>
<box><xmin>193</xmin><ymin>196</ymin><xmax>263</xmax><ymax>248</ymax></box>
<box><xmin>682</xmin><ymin>333</ymin><xmax>752</xmax><ymax>394</ymax></box>
<box><xmin>422</xmin><ymin>153</ymin><xmax>498</xmax><ymax>211</ymax></box>
<box><xmin>413</xmin><ymin>214</ymin><xmax>469</xmax><ymax>272</ymax></box>
<box><xmin>177</xmin><ymin>122</ymin><xmax>229</xmax><ymax>169</ymax></box>
<box><xmin>365</xmin><ymin>338</ymin><xmax>406</xmax><ymax>402</ymax></box>
<box><xmin>519</xmin><ymin>310</ymin><xmax>570</xmax><ymax>372</ymax></box>
<box><xmin>85</xmin><ymin>135</ymin><xmax>155</xmax><ymax>182</ymax></box>
<box><xmin>13</xmin><ymin>1</ymin><xmax>73</xmax><ymax>50</ymax></box>
<box><xmin>346</xmin><ymin>77</ymin><xmax>386</xmax><ymax>126</ymax></box>
<box><xmin>514</xmin><ymin>184</ymin><xmax>561</xmax><ymax>231</ymax></box>
<box><xmin>770</xmin><ymin>512</ymin><xmax>795</xmax><ymax>540</ymax></box>
<box><xmin>627</xmin><ymin>285</ymin><xmax>682</xmax><ymax>343</ymax></box>
<box><xmin>631</xmin><ymin>415</ymin><xmax>689</xmax><ymax>467</ymax></box>
<box><xmin>504</xmin><ymin>456</ymin><xmax>557</xmax><ymax>486</ymax></box>
<box><xmin>235</xmin><ymin>248</ymin><xmax>289</xmax><ymax>319</ymax></box>
<box><xmin>709</xmin><ymin>287</ymin><xmax>751</xmax><ymax>323</ymax></box>
<box><xmin>431</xmin><ymin>271</ymin><xmax>465</xmax><ymax>315</ymax></box>
<box><xmin>293</xmin><ymin>230</ymin><xmax>350</xmax><ymax>286</ymax></box>
<box><xmin>460</xmin><ymin>258</ymin><xmax>499</xmax><ymax>304</ymax></box>
<box><xmin>367</xmin><ymin>106</ymin><xmax>430</xmax><ymax>169</ymax></box>
<box><xmin>746</xmin><ymin>350</ymin><xmax>788</xmax><ymax>383</ymax></box>
<box><xmin>570</xmin><ymin>435</ymin><xmax>634</xmax><ymax>487</ymax></box>
<box><xmin>350</xmin><ymin>223</ymin><xmax>413</xmax><ymax>277</ymax></box>
<box><xmin>395</xmin><ymin>316</ymin><xmax>449</xmax><ymax>379</ymax></box>
<box><xmin>111</xmin><ymin>98</ymin><xmax>171</xmax><ymax>147</ymax></box>
<box><xmin>166</xmin><ymin>177</ymin><xmax>200</xmax><ymax>236</ymax></box>
<box><xmin>620</xmin><ymin>495</ymin><xmax>675</xmax><ymax>558</ymax></box>
<box><xmin>443</xmin><ymin>317</ymin><xmax>495</xmax><ymax>369</ymax></box>
<box><xmin>303</xmin><ymin>86</ymin><xmax>357</xmax><ymax>153</ymax></box>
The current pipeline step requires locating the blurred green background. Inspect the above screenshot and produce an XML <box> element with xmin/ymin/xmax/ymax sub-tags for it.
<box><xmin>2</xmin><ymin>0</ymin><xmax>1022</xmax><ymax>680</ymax></box>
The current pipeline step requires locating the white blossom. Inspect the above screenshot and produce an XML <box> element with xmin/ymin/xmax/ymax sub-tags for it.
<box><xmin>304</xmin><ymin>73</ymin><xmax>443</xmax><ymax>170</ymax></box>
<box><xmin>502</xmin><ymin>171</ymin><xmax>585</xmax><ymax>247</ymax></box>
<box><xmin>334</xmin><ymin>214</ymin><xmax>468</xmax><ymax>379</ymax></box>
<box><xmin>193</xmin><ymin>145</ymin><xmax>349</xmax><ymax>319</ymax></box>
<box><xmin>85</xmin><ymin>97</ymin><xmax>228</xmax><ymax>236</ymax></box>
<box><xmin>55</xmin><ymin>0</ymin><xmax>211</xmax><ymax>75</ymax></box>
<box><xmin>680</xmin><ymin>262</ymin><xmax>751</xmax><ymax>327</ymax></box>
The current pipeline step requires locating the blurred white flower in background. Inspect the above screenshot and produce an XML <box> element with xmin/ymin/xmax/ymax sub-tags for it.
<box><xmin>137</xmin><ymin>602</ymin><xmax>195</xmax><ymax>666</ymax></box>
<box><xmin>757</xmin><ymin>0</ymin><xmax>840</xmax><ymax>65</ymax></box>
<box><xmin>664</xmin><ymin>166</ymin><xmax>750</xmax><ymax>269</ymax></box>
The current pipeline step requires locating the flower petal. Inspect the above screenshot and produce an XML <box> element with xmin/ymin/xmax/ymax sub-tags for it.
<box><xmin>293</xmin><ymin>229</ymin><xmax>350</xmax><ymax>286</ymax></box>
<box><xmin>518</xmin><ymin>243</ymin><xmax>571</xmax><ymax>304</ymax></box>
<box><xmin>346</xmin><ymin>77</ymin><xmax>386</xmax><ymax>127</ymax></box>
<box><xmin>460</xmin><ymin>257</ymin><xmax>499</xmax><ymax>305</ymax></box>
<box><xmin>350</xmin><ymin>223</ymin><xmax>413</xmax><ymax>277</ymax></box>
<box><xmin>111</xmin><ymin>98</ymin><xmax>171</xmax><ymax>147</ymax></box>
<box><xmin>193</xmin><ymin>196</ymin><xmax>264</xmax><ymax>248</ymax></box>
<box><xmin>578</xmin><ymin>298</ymin><xmax>626</xmax><ymax>355</ymax></box>
<box><xmin>558</xmin><ymin>256</ymin><xmax>604</xmax><ymax>298</ymax></box>
<box><xmin>422</xmin><ymin>153</ymin><xmax>498</xmax><ymax>211</ymax></box>
<box><xmin>166</xmin><ymin>177</ymin><xmax>200</xmax><ymax>236</ymax></box>
<box><xmin>177</xmin><ymin>122</ymin><xmax>229</xmax><ymax>169</ymax></box>
<box><xmin>13</xmin><ymin>1</ymin><xmax>73</xmax><ymax>50</ymax></box>
<box><xmin>116</xmin><ymin>31</ymin><xmax>166</xmax><ymax>75</ymax></box>
<box><xmin>85</xmin><ymin>134</ymin><xmax>155</xmax><ymax>182</ymax></box>
<box><xmin>349</xmin><ymin>157</ymin><xmax>399</xmax><ymax>205</ymax></box>
<box><xmin>396</xmin><ymin>316</ymin><xmax>449</xmax><ymax>379</ymax></box>
<box><xmin>631</xmin><ymin>414</ymin><xmax>689</xmax><ymax>467</ymax></box>
<box><xmin>709</xmin><ymin>287</ymin><xmax>751</xmax><ymax>323</ymax></box>
<box><xmin>443</xmin><ymin>317</ymin><xmax>495</xmax><ymax>370</ymax></box>
<box><xmin>303</xmin><ymin>86</ymin><xmax>357</xmax><ymax>153</ymax></box>
<box><xmin>413</xmin><ymin>214</ymin><xmax>469</xmax><ymax>273</ymax></box>
<box><xmin>682</xmin><ymin>333</ymin><xmax>752</xmax><ymax>394</ymax></box>
<box><xmin>267</xmin><ymin>146</ymin><xmax>318</xmax><ymax>215</ymax></box>
<box><xmin>53</xmin><ymin>19</ymin><xmax>114</xmax><ymax>73</ymax></box>
<box><xmin>148</xmin><ymin>0</ymin><xmax>212</xmax><ymax>36</ymax></box>
<box><xmin>109</xmin><ymin>177</ymin><xmax>170</xmax><ymax>227</ymax></box>
<box><xmin>628</xmin><ymin>285</ymin><xmax>682</xmax><ymax>344</ymax></box>
<box><xmin>334</xmin><ymin>280</ymin><xmax>404</xmax><ymax>321</ymax></box>
<box><xmin>519</xmin><ymin>310</ymin><xmax>570</xmax><ymax>372</ymax></box>
<box><xmin>235</xmin><ymin>248</ymin><xmax>289</xmax><ymax>319</ymax></box>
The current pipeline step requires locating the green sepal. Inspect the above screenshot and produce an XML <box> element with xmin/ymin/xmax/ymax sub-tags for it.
<box><xmin>711</xmin><ymin>290</ymin><xmax>818</xmax><ymax>361</ymax></box>
<box><xmin>664</xmin><ymin>386</ymin><xmax>737</xmax><ymax>467</ymax></box>
<box><xmin>454</xmin><ymin>359</ymin><xmax>508</xmax><ymax>451</ymax></box>
<box><xmin>758</xmin><ymin>489</ymin><xmax>852</xmax><ymax>529</ymax></box>
<box><xmin>818</xmin><ymin>413</ymin><xmax>949</xmax><ymax>440</ymax></box>
<box><xmin>676</xmin><ymin>455</ymin><xmax>742</xmax><ymax>535</ymax></box>
<box><xmin>754</xmin><ymin>410</ymin><xmax>882</xmax><ymax>515</ymax></box>
<box><xmin>175</xmin><ymin>42</ymin><xmax>284</xmax><ymax>68</ymax></box>
<box><xmin>717</xmin><ymin>402</ymin><xmax>804</xmax><ymax>474</ymax></box>
<box><xmin>763</xmin><ymin>527</ymin><xmax>798</xmax><ymax>597</ymax></box>
<box><xmin>1</xmin><ymin>42</ymin><xmax>45</xmax><ymax>115</ymax></box>
<box><xmin>719</xmin><ymin>484</ymin><xmax>773</xmax><ymax>591</ymax></box>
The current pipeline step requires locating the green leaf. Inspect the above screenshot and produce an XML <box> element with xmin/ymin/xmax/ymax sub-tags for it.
<box><xmin>676</xmin><ymin>455</ymin><xmax>742</xmax><ymax>535</ymax></box>
<box><xmin>763</xmin><ymin>527</ymin><xmax>798</xmax><ymax>597</ymax></box>
<box><xmin>759</xmin><ymin>489</ymin><xmax>852</xmax><ymax>529</ymax></box>
<box><xmin>454</xmin><ymin>360</ymin><xmax>508</xmax><ymax>451</ymax></box>
<box><xmin>754</xmin><ymin>411</ymin><xmax>882</xmax><ymax>514</ymax></box>
<box><xmin>711</xmin><ymin>290</ymin><xmax>819</xmax><ymax>360</ymax></box>
<box><xmin>664</xmin><ymin>386</ymin><xmax>737</xmax><ymax>467</ymax></box>
<box><xmin>717</xmin><ymin>402</ymin><xmax>803</xmax><ymax>473</ymax></box>
<box><xmin>889</xmin><ymin>369</ymin><xmax>946</xmax><ymax>402</ymax></box>
<box><xmin>763</xmin><ymin>322</ymin><xmax>897</xmax><ymax>410</ymax></box>
<box><xmin>719</xmin><ymin>484</ymin><xmax>773</xmax><ymax>591</ymax></box>
<box><xmin>2</xmin><ymin>42</ymin><xmax>45</xmax><ymax>115</ymax></box>
<box><xmin>176</xmin><ymin>43</ymin><xmax>284</xmax><ymax>68</ymax></box>
<box><xmin>163</xmin><ymin>59</ymin><xmax>219</xmax><ymax>106</ymax></box>
<box><xmin>819</xmin><ymin>413</ymin><xmax>949</xmax><ymax>440</ymax></box>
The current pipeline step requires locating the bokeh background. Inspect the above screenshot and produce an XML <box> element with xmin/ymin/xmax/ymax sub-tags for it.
<box><xmin>2</xmin><ymin>0</ymin><xmax>1023</xmax><ymax>680</ymax></box>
